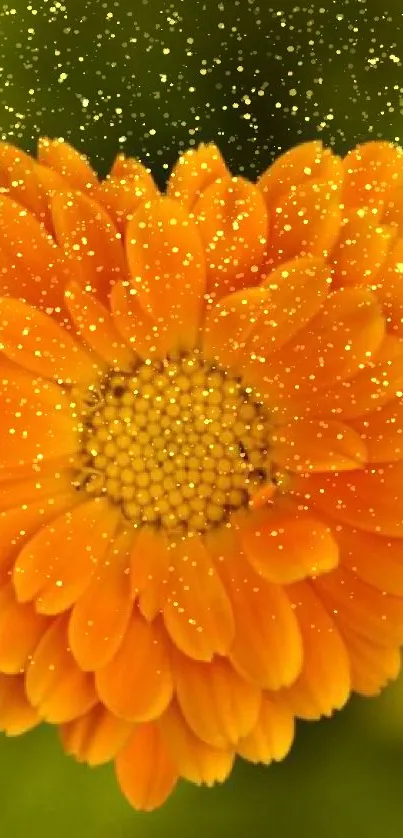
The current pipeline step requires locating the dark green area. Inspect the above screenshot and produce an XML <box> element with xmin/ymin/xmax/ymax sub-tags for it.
<box><xmin>0</xmin><ymin>0</ymin><xmax>402</xmax><ymax>184</ymax></box>
<box><xmin>0</xmin><ymin>0</ymin><xmax>403</xmax><ymax>833</ymax></box>
<box><xmin>1</xmin><ymin>692</ymin><xmax>403</xmax><ymax>837</ymax></box>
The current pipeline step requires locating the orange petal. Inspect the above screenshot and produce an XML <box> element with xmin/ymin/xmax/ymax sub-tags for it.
<box><xmin>125</xmin><ymin>197</ymin><xmax>206</xmax><ymax>351</ymax></box>
<box><xmin>277</xmin><ymin>286</ymin><xmax>384</xmax><ymax>392</ymax></box>
<box><xmin>111</xmin><ymin>153</ymin><xmax>155</xmax><ymax>180</ymax></box>
<box><xmin>258</xmin><ymin>142</ymin><xmax>343</xmax><ymax>209</ymax></box>
<box><xmin>0</xmin><ymin>582</ymin><xmax>48</xmax><ymax>674</ymax></box>
<box><xmin>26</xmin><ymin>613</ymin><xmax>97</xmax><ymax>723</ymax></box>
<box><xmin>69</xmin><ymin>529</ymin><xmax>133</xmax><ymax>670</ymax></box>
<box><xmin>331</xmin><ymin>210</ymin><xmax>396</xmax><ymax>289</ymax></box>
<box><xmin>0</xmin><ymin>297</ymin><xmax>99</xmax><ymax>384</ymax></box>
<box><xmin>342</xmin><ymin>141</ymin><xmax>403</xmax><ymax>212</ymax></box>
<box><xmin>271</xmin><ymin>418</ymin><xmax>368</xmax><ymax>473</ymax></box>
<box><xmin>0</xmin><ymin>368</ymin><xmax>78</xmax><ymax>471</ymax></box>
<box><xmin>291</xmin><ymin>462</ymin><xmax>403</xmax><ymax>538</ymax></box>
<box><xmin>339</xmin><ymin>626</ymin><xmax>400</xmax><ymax>697</ymax></box>
<box><xmin>207</xmin><ymin>527</ymin><xmax>303</xmax><ymax>689</ymax></box>
<box><xmin>95</xmin><ymin>611</ymin><xmax>173</xmax><ymax>722</ymax></box>
<box><xmin>0</xmin><ymin>470</ymin><xmax>74</xmax><ymax>512</ymax></box>
<box><xmin>96</xmin><ymin>162</ymin><xmax>158</xmax><ymax>233</ymax></box>
<box><xmin>61</xmin><ymin>704</ymin><xmax>132</xmax><ymax>766</ymax></box>
<box><xmin>51</xmin><ymin>191</ymin><xmax>128</xmax><ymax>303</ymax></box>
<box><xmin>159</xmin><ymin>700</ymin><xmax>234</xmax><ymax>786</ymax></box>
<box><xmin>314</xmin><ymin>564</ymin><xmax>403</xmax><ymax>646</ymax></box>
<box><xmin>173</xmin><ymin>652</ymin><xmax>261</xmax><ymax>748</ymax></box>
<box><xmin>193</xmin><ymin>176</ymin><xmax>268</xmax><ymax>297</ymax></box>
<box><xmin>0</xmin><ymin>194</ymin><xmax>70</xmax><ymax>315</ymax></box>
<box><xmin>246</xmin><ymin>257</ymin><xmax>332</xmax><ymax>359</ymax></box>
<box><xmin>383</xmin><ymin>186</ymin><xmax>403</xmax><ymax>232</ymax></box>
<box><xmin>64</xmin><ymin>281</ymin><xmax>136</xmax><ymax>369</ymax></box>
<box><xmin>0</xmin><ymin>492</ymin><xmax>77</xmax><ymax>585</ymax></box>
<box><xmin>0</xmin><ymin>142</ymin><xmax>65</xmax><ymax>229</ymax></box>
<box><xmin>115</xmin><ymin>722</ymin><xmax>178</xmax><ymax>811</ymax></box>
<box><xmin>265</xmin><ymin>178</ymin><xmax>342</xmax><ymax>268</ymax></box>
<box><xmin>302</xmin><ymin>334</ymin><xmax>403</xmax><ymax>421</ymax></box>
<box><xmin>239</xmin><ymin>502</ymin><xmax>339</xmax><ymax>584</ymax></box>
<box><xmin>237</xmin><ymin>693</ymin><xmax>295</xmax><ymax>764</ymax></box>
<box><xmin>202</xmin><ymin>286</ymin><xmax>272</xmax><ymax>368</ymax></box>
<box><xmin>336</xmin><ymin>523</ymin><xmax>403</xmax><ymax>596</ymax></box>
<box><xmin>167</xmin><ymin>143</ymin><xmax>229</xmax><ymax>209</ymax></box>
<box><xmin>110</xmin><ymin>279</ymin><xmax>168</xmax><ymax>360</ymax></box>
<box><xmin>281</xmin><ymin>580</ymin><xmax>350</xmax><ymax>719</ymax></box>
<box><xmin>350</xmin><ymin>397</ymin><xmax>403</xmax><ymax>463</ymax></box>
<box><xmin>372</xmin><ymin>237</ymin><xmax>403</xmax><ymax>336</ymax></box>
<box><xmin>38</xmin><ymin>137</ymin><xmax>98</xmax><ymax>191</ymax></box>
<box><xmin>162</xmin><ymin>534</ymin><xmax>235</xmax><ymax>662</ymax></box>
<box><xmin>0</xmin><ymin>673</ymin><xmax>40</xmax><ymax>735</ymax></box>
<box><xmin>246</xmin><ymin>287</ymin><xmax>385</xmax><ymax>415</ymax></box>
<box><xmin>13</xmin><ymin>498</ymin><xmax>119</xmax><ymax>614</ymax></box>
<box><xmin>130</xmin><ymin>526</ymin><xmax>170</xmax><ymax>620</ymax></box>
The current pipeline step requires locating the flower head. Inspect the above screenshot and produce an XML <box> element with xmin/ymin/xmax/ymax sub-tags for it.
<box><xmin>0</xmin><ymin>137</ymin><xmax>403</xmax><ymax>810</ymax></box>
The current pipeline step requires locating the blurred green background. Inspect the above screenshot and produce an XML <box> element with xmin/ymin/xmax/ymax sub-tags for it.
<box><xmin>1</xmin><ymin>0</ymin><xmax>403</xmax><ymax>834</ymax></box>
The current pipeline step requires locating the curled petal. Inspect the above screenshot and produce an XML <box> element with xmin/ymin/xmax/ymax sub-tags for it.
<box><xmin>0</xmin><ymin>297</ymin><xmax>99</xmax><ymax>384</ymax></box>
<box><xmin>331</xmin><ymin>211</ymin><xmax>396</xmax><ymax>289</ymax></box>
<box><xmin>173</xmin><ymin>652</ymin><xmax>261</xmax><ymax>748</ymax></box>
<box><xmin>302</xmin><ymin>335</ymin><xmax>403</xmax><ymax>421</ymax></box>
<box><xmin>265</xmin><ymin>178</ymin><xmax>342</xmax><ymax>268</ymax></box>
<box><xmin>336</xmin><ymin>523</ymin><xmax>403</xmax><ymax>596</ymax></box>
<box><xmin>0</xmin><ymin>368</ymin><xmax>78</xmax><ymax>471</ymax></box>
<box><xmin>0</xmin><ymin>143</ymin><xmax>65</xmax><ymax>230</ymax></box>
<box><xmin>291</xmin><ymin>462</ymin><xmax>403</xmax><ymax>538</ymax></box>
<box><xmin>237</xmin><ymin>693</ymin><xmax>295</xmax><ymax>765</ymax></box>
<box><xmin>126</xmin><ymin>197</ymin><xmax>206</xmax><ymax>351</ymax></box>
<box><xmin>162</xmin><ymin>534</ymin><xmax>235</xmax><ymax>662</ymax></box>
<box><xmin>314</xmin><ymin>565</ymin><xmax>403</xmax><ymax>646</ymax></box>
<box><xmin>282</xmin><ymin>581</ymin><xmax>350</xmax><ymax>719</ymax></box>
<box><xmin>207</xmin><ymin>528</ymin><xmax>303</xmax><ymax>689</ymax></box>
<box><xmin>0</xmin><ymin>674</ymin><xmax>40</xmax><ymax>735</ymax></box>
<box><xmin>245</xmin><ymin>288</ymin><xmax>385</xmax><ymax>415</ymax></box>
<box><xmin>258</xmin><ymin>142</ymin><xmax>343</xmax><ymax>208</ymax></box>
<box><xmin>26</xmin><ymin>614</ymin><xmax>97</xmax><ymax>723</ymax></box>
<box><xmin>373</xmin><ymin>237</ymin><xmax>403</xmax><ymax>336</ymax></box>
<box><xmin>38</xmin><ymin>137</ymin><xmax>98</xmax><ymax>191</ymax></box>
<box><xmin>61</xmin><ymin>704</ymin><xmax>132</xmax><ymax>766</ymax></box>
<box><xmin>0</xmin><ymin>194</ymin><xmax>70</xmax><ymax>315</ymax></box>
<box><xmin>350</xmin><ymin>397</ymin><xmax>403</xmax><ymax>463</ymax></box>
<box><xmin>193</xmin><ymin>176</ymin><xmax>268</xmax><ymax>297</ymax></box>
<box><xmin>69</xmin><ymin>529</ymin><xmax>133</xmax><ymax>671</ymax></box>
<box><xmin>115</xmin><ymin>723</ymin><xmax>178</xmax><ymax>811</ymax></box>
<box><xmin>202</xmin><ymin>286</ymin><xmax>271</xmax><ymax>368</ymax></box>
<box><xmin>247</xmin><ymin>257</ymin><xmax>332</xmax><ymax>358</ymax></box>
<box><xmin>0</xmin><ymin>493</ymin><xmax>77</xmax><ymax>585</ymax></box>
<box><xmin>239</xmin><ymin>502</ymin><xmax>339</xmax><ymax>584</ymax></box>
<box><xmin>338</xmin><ymin>627</ymin><xmax>400</xmax><ymax>697</ymax></box>
<box><xmin>13</xmin><ymin>498</ymin><xmax>119</xmax><ymax>615</ymax></box>
<box><xmin>130</xmin><ymin>526</ymin><xmax>169</xmax><ymax>620</ymax></box>
<box><xmin>0</xmin><ymin>583</ymin><xmax>48</xmax><ymax>674</ymax></box>
<box><xmin>342</xmin><ymin>141</ymin><xmax>403</xmax><ymax>213</ymax></box>
<box><xmin>96</xmin><ymin>611</ymin><xmax>173</xmax><ymax>722</ymax></box>
<box><xmin>96</xmin><ymin>159</ymin><xmax>158</xmax><ymax>232</ymax></box>
<box><xmin>51</xmin><ymin>190</ymin><xmax>128</xmax><ymax>303</ymax></box>
<box><xmin>271</xmin><ymin>419</ymin><xmax>368</xmax><ymax>473</ymax></box>
<box><xmin>65</xmin><ymin>281</ymin><xmax>135</xmax><ymax>369</ymax></box>
<box><xmin>159</xmin><ymin>700</ymin><xmax>234</xmax><ymax>786</ymax></box>
<box><xmin>110</xmin><ymin>279</ymin><xmax>169</xmax><ymax>360</ymax></box>
<box><xmin>167</xmin><ymin>143</ymin><xmax>229</xmax><ymax>208</ymax></box>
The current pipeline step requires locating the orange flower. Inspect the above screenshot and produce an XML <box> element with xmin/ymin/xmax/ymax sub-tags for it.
<box><xmin>1</xmin><ymin>137</ymin><xmax>403</xmax><ymax>810</ymax></box>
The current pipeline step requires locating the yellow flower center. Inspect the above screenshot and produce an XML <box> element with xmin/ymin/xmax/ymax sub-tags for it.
<box><xmin>75</xmin><ymin>352</ymin><xmax>272</xmax><ymax>532</ymax></box>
